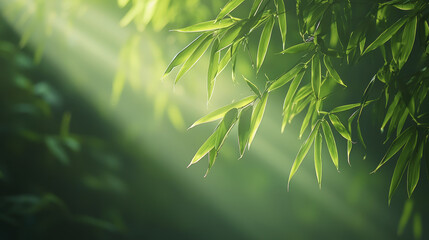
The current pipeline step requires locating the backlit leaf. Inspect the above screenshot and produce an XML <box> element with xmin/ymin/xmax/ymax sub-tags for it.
<box><xmin>216</xmin><ymin>0</ymin><xmax>246</xmax><ymax>22</ymax></box>
<box><xmin>249</xmin><ymin>0</ymin><xmax>264</xmax><ymax>17</ymax></box>
<box><xmin>299</xmin><ymin>100</ymin><xmax>315</xmax><ymax>139</ymax></box>
<box><xmin>215</xmin><ymin>108</ymin><xmax>238</xmax><ymax>150</ymax></box>
<box><xmin>321</xmin><ymin>120</ymin><xmax>339</xmax><ymax>170</ymax></box>
<box><xmin>381</xmin><ymin>92</ymin><xmax>401</xmax><ymax>131</ymax></box>
<box><xmin>257</xmin><ymin>15</ymin><xmax>275</xmax><ymax>71</ymax></box>
<box><xmin>268</xmin><ymin>63</ymin><xmax>304</xmax><ymax>92</ymax></box>
<box><xmin>281</xmin><ymin>70</ymin><xmax>305</xmax><ymax>132</ymax></box>
<box><xmin>276</xmin><ymin>0</ymin><xmax>287</xmax><ymax>49</ymax></box>
<box><xmin>324</xmin><ymin>55</ymin><xmax>346</xmax><ymax>87</ymax></box>
<box><xmin>288</xmin><ymin>122</ymin><xmax>320</xmax><ymax>189</ymax></box>
<box><xmin>243</xmin><ymin>76</ymin><xmax>261</xmax><ymax>97</ymax></box>
<box><xmin>190</xmin><ymin>95</ymin><xmax>257</xmax><ymax>128</ymax></box>
<box><xmin>363</xmin><ymin>17</ymin><xmax>407</xmax><ymax>55</ymax></box>
<box><xmin>311</xmin><ymin>54</ymin><xmax>321</xmax><ymax>99</ymax></box>
<box><xmin>407</xmin><ymin>140</ymin><xmax>424</xmax><ymax>197</ymax></box>
<box><xmin>280</xmin><ymin>42</ymin><xmax>314</xmax><ymax>54</ymax></box>
<box><xmin>188</xmin><ymin>131</ymin><xmax>217</xmax><ymax>167</ymax></box>
<box><xmin>208</xmin><ymin>38</ymin><xmax>220</xmax><ymax>101</ymax></box>
<box><xmin>174</xmin><ymin>19</ymin><xmax>235</xmax><ymax>32</ymax></box>
<box><xmin>314</xmin><ymin>132</ymin><xmax>322</xmax><ymax>188</ymax></box>
<box><xmin>248</xmin><ymin>92</ymin><xmax>269</xmax><ymax>147</ymax></box>
<box><xmin>205</xmin><ymin>148</ymin><xmax>218</xmax><ymax>177</ymax></box>
<box><xmin>164</xmin><ymin>33</ymin><xmax>209</xmax><ymax>77</ymax></box>
<box><xmin>398</xmin><ymin>15</ymin><xmax>417</xmax><ymax>69</ymax></box>
<box><xmin>329</xmin><ymin>114</ymin><xmax>352</xmax><ymax>141</ymax></box>
<box><xmin>373</xmin><ymin>126</ymin><xmax>413</xmax><ymax>173</ymax></box>
<box><xmin>238</xmin><ymin>105</ymin><xmax>253</xmax><ymax>157</ymax></box>
<box><xmin>175</xmin><ymin>36</ymin><xmax>213</xmax><ymax>83</ymax></box>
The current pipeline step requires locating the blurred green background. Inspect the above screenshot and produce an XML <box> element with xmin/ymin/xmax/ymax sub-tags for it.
<box><xmin>0</xmin><ymin>0</ymin><xmax>428</xmax><ymax>239</ymax></box>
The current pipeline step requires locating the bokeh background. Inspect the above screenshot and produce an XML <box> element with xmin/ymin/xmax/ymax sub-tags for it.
<box><xmin>0</xmin><ymin>0</ymin><xmax>428</xmax><ymax>239</ymax></box>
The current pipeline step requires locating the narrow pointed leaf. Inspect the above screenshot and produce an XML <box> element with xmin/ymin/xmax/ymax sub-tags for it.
<box><xmin>248</xmin><ymin>93</ymin><xmax>269</xmax><ymax>147</ymax></box>
<box><xmin>175</xmin><ymin>36</ymin><xmax>213</xmax><ymax>83</ymax></box>
<box><xmin>322</xmin><ymin>120</ymin><xmax>339</xmax><ymax>170</ymax></box>
<box><xmin>243</xmin><ymin>76</ymin><xmax>261</xmax><ymax>97</ymax></box>
<box><xmin>282</xmin><ymin>70</ymin><xmax>305</xmax><ymax>115</ymax></box>
<box><xmin>174</xmin><ymin>19</ymin><xmax>235</xmax><ymax>32</ymax></box>
<box><xmin>347</xmin><ymin>110</ymin><xmax>358</xmax><ymax>166</ymax></box>
<box><xmin>324</xmin><ymin>55</ymin><xmax>346</xmax><ymax>87</ymax></box>
<box><xmin>314</xmin><ymin>132</ymin><xmax>322</xmax><ymax>188</ymax></box>
<box><xmin>381</xmin><ymin>93</ymin><xmax>401</xmax><ymax>131</ymax></box>
<box><xmin>276</xmin><ymin>0</ymin><xmax>287</xmax><ymax>49</ymax></box>
<box><xmin>249</xmin><ymin>0</ymin><xmax>264</xmax><ymax>17</ymax></box>
<box><xmin>280</xmin><ymin>42</ymin><xmax>314</xmax><ymax>54</ymax></box>
<box><xmin>407</xmin><ymin>140</ymin><xmax>424</xmax><ymax>197</ymax></box>
<box><xmin>330</xmin><ymin>103</ymin><xmax>360</xmax><ymax>113</ymax></box>
<box><xmin>188</xmin><ymin>131</ymin><xmax>217</xmax><ymax>167</ymax></box>
<box><xmin>238</xmin><ymin>105</ymin><xmax>253</xmax><ymax>157</ymax></box>
<box><xmin>215</xmin><ymin>108</ymin><xmax>238</xmax><ymax>150</ymax></box>
<box><xmin>373</xmin><ymin>126</ymin><xmax>413</xmax><ymax>173</ymax></box>
<box><xmin>396</xmin><ymin>109</ymin><xmax>409</xmax><ymax>137</ymax></box>
<box><xmin>257</xmin><ymin>15</ymin><xmax>275</xmax><ymax>71</ymax></box>
<box><xmin>398</xmin><ymin>15</ymin><xmax>417</xmax><ymax>69</ymax></box>
<box><xmin>389</xmin><ymin>130</ymin><xmax>417</xmax><ymax>203</ymax></box>
<box><xmin>299</xmin><ymin>101</ymin><xmax>315</xmax><ymax>139</ymax></box>
<box><xmin>164</xmin><ymin>33</ymin><xmax>209</xmax><ymax>77</ymax></box>
<box><xmin>288</xmin><ymin>122</ymin><xmax>320</xmax><ymax>188</ymax></box>
<box><xmin>363</xmin><ymin>17</ymin><xmax>407</xmax><ymax>55</ymax></box>
<box><xmin>205</xmin><ymin>148</ymin><xmax>218</xmax><ymax>177</ymax></box>
<box><xmin>216</xmin><ymin>0</ymin><xmax>246</xmax><ymax>22</ymax></box>
<box><xmin>208</xmin><ymin>39</ymin><xmax>220</xmax><ymax>101</ymax></box>
<box><xmin>329</xmin><ymin>114</ymin><xmax>352</xmax><ymax>141</ymax></box>
<box><xmin>218</xmin><ymin>20</ymin><xmax>246</xmax><ymax>51</ymax></box>
<box><xmin>190</xmin><ymin>95</ymin><xmax>257</xmax><ymax>128</ymax></box>
<box><xmin>311</xmin><ymin>55</ymin><xmax>321</xmax><ymax>99</ymax></box>
<box><xmin>268</xmin><ymin>63</ymin><xmax>304</xmax><ymax>92</ymax></box>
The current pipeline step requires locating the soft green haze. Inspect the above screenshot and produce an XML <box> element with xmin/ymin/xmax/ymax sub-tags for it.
<box><xmin>0</xmin><ymin>0</ymin><xmax>428</xmax><ymax>239</ymax></box>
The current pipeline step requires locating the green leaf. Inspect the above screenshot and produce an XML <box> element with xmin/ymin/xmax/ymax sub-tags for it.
<box><xmin>174</xmin><ymin>19</ymin><xmax>236</xmax><ymax>32</ymax></box>
<box><xmin>208</xmin><ymin>39</ymin><xmax>220</xmax><ymax>101</ymax></box>
<box><xmin>216</xmin><ymin>0</ymin><xmax>246</xmax><ymax>22</ymax></box>
<box><xmin>190</xmin><ymin>95</ymin><xmax>257</xmax><ymax>128</ymax></box>
<box><xmin>299</xmin><ymin>100</ymin><xmax>315</xmax><ymax>139</ymax></box>
<box><xmin>281</xmin><ymin>70</ymin><xmax>305</xmax><ymax>132</ymax></box>
<box><xmin>288</xmin><ymin>122</ymin><xmax>320</xmax><ymax>189</ymax></box>
<box><xmin>242</xmin><ymin>76</ymin><xmax>261</xmax><ymax>97</ymax></box>
<box><xmin>321</xmin><ymin>120</ymin><xmax>339</xmax><ymax>170</ymax></box>
<box><xmin>413</xmin><ymin>213</ymin><xmax>423</xmax><ymax>240</ymax></box>
<box><xmin>188</xmin><ymin>131</ymin><xmax>217</xmax><ymax>167</ymax></box>
<box><xmin>248</xmin><ymin>92</ymin><xmax>269</xmax><ymax>147</ymax></box>
<box><xmin>314</xmin><ymin>132</ymin><xmax>323</xmax><ymax>188</ymax></box>
<box><xmin>393</xmin><ymin>3</ymin><xmax>417</xmax><ymax>11</ymax></box>
<box><xmin>323</xmin><ymin>55</ymin><xmax>346</xmax><ymax>87</ymax></box>
<box><xmin>268</xmin><ymin>63</ymin><xmax>305</xmax><ymax>92</ymax></box>
<box><xmin>249</xmin><ymin>0</ymin><xmax>264</xmax><ymax>17</ymax></box>
<box><xmin>363</xmin><ymin>17</ymin><xmax>407</xmax><ymax>55</ymax></box>
<box><xmin>164</xmin><ymin>33</ymin><xmax>210</xmax><ymax>77</ymax></box>
<box><xmin>330</xmin><ymin>103</ymin><xmax>360</xmax><ymax>113</ymax></box>
<box><xmin>396</xmin><ymin>109</ymin><xmax>409</xmax><ymax>137</ymax></box>
<box><xmin>280</xmin><ymin>42</ymin><xmax>314</xmax><ymax>54</ymax></box>
<box><xmin>276</xmin><ymin>0</ymin><xmax>287</xmax><ymax>49</ymax></box>
<box><xmin>373</xmin><ymin>126</ymin><xmax>414</xmax><ymax>173</ymax></box>
<box><xmin>389</xmin><ymin>130</ymin><xmax>417</xmax><ymax>204</ymax></box>
<box><xmin>217</xmin><ymin>42</ymin><xmax>239</xmax><ymax>77</ymax></box>
<box><xmin>238</xmin><ymin>105</ymin><xmax>253</xmax><ymax>157</ymax></box>
<box><xmin>381</xmin><ymin>92</ymin><xmax>401</xmax><ymax>131</ymax></box>
<box><xmin>347</xmin><ymin>110</ymin><xmax>358</xmax><ymax>165</ymax></box>
<box><xmin>176</xmin><ymin>36</ymin><xmax>213</xmax><ymax>83</ymax></box>
<box><xmin>257</xmin><ymin>15</ymin><xmax>275</xmax><ymax>71</ymax></box>
<box><xmin>329</xmin><ymin>114</ymin><xmax>352</xmax><ymax>141</ymax></box>
<box><xmin>398</xmin><ymin>15</ymin><xmax>417</xmax><ymax>69</ymax></box>
<box><xmin>407</xmin><ymin>140</ymin><xmax>424</xmax><ymax>197</ymax></box>
<box><xmin>205</xmin><ymin>148</ymin><xmax>218</xmax><ymax>177</ymax></box>
<box><xmin>311</xmin><ymin>54</ymin><xmax>321</xmax><ymax>99</ymax></box>
<box><xmin>218</xmin><ymin>20</ymin><xmax>246</xmax><ymax>51</ymax></box>
<box><xmin>215</xmin><ymin>108</ymin><xmax>238</xmax><ymax>150</ymax></box>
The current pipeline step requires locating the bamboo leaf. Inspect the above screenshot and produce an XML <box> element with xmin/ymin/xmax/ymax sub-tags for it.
<box><xmin>314</xmin><ymin>132</ymin><xmax>323</xmax><ymax>188</ymax></box>
<box><xmin>398</xmin><ymin>15</ymin><xmax>417</xmax><ymax>69</ymax></box>
<box><xmin>174</xmin><ymin>19</ymin><xmax>235</xmax><ymax>32</ymax></box>
<box><xmin>347</xmin><ymin>110</ymin><xmax>358</xmax><ymax>166</ymax></box>
<box><xmin>249</xmin><ymin>0</ymin><xmax>264</xmax><ymax>17</ymax></box>
<box><xmin>389</xmin><ymin>130</ymin><xmax>417</xmax><ymax>204</ymax></box>
<box><xmin>276</xmin><ymin>0</ymin><xmax>287</xmax><ymax>49</ymax></box>
<box><xmin>280</xmin><ymin>42</ymin><xmax>314</xmax><ymax>54</ymax></box>
<box><xmin>268</xmin><ymin>63</ymin><xmax>305</xmax><ymax>92</ymax></box>
<box><xmin>381</xmin><ymin>93</ymin><xmax>401</xmax><ymax>131</ymax></box>
<box><xmin>188</xmin><ymin>131</ymin><xmax>217</xmax><ymax>167</ymax></box>
<box><xmin>164</xmin><ymin>33</ymin><xmax>209</xmax><ymax>77</ymax></box>
<box><xmin>288</xmin><ymin>122</ymin><xmax>320</xmax><ymax>189</ymax></box>
<box><xmin>218</xmin><ymin>20</ymin><xmax>246</xmax><ymax>51</ymax></box>
<box><xmin>248</xmin><ymin>93</ymin><xmax>269</xmax><ymax>147</ymax></box>
<box><xmin>322</xmin><ymin>120</ymin><xmax>339</xmax><ymax>170</ymax></box>
<box><xmin>216</xmin><ymin>0</ymin><xmax>246</xmax><ymax>22</ymax></box>
<box><xmin>373</xmin><ymin>126</ymin><xmax>414</xmax><ymax>173</ymax></box>
<box><xmin>407</xmin><ymin>140</ymin><xmax>424</xmax><ymax>197</ymax></box>
<box><xmin>189</xmin><ymin>95</ymin><xmax>257</xmax><ymax>128</ymax></box>
<box><xmin>242</xmin><ymin>76</ymin><xmax>261</xmax><ymax>97</ymax></box>
<box><xmin>397</xmin><ymin>199</ymin><xmax>413</xmax><ymax>236</ymax></box>
<box><xmin>329</xmin><ymin>114</ymin><xmax>352</xmax><ymax>141</ymax></box>
<box><xmin>281</xmin><ymin>71</ymin><xmax>305</xmax><ymax>132</ymax></box>
<box><xmin>330</xmin><ymin>103</ymin><xmax>360</xmax><ymax>113</ymax></box>
<box><xmin>311</xmin><ymin>54</ymin><xmax>321</xmax><ymax>99</ymax></box>
<box><xmin>363</xmin><ymin>17</ymin><xmax>407</xmax><ymax>55</ymax></box>
<box><xmin>257</xmin><ymin>15</ymin><xmax>275</xmax><ymax>71</ymax></box>
<box><xmin>323</xmin><ymin>55</ymin><xmax>346</xmax><ymax>87</ymax></box>
<box><xmin>208</xmin><ymin>39</ymin><xmax>220</xmax><ymax>101</ymax></box>
<box><xmin>300</xmin><ymin>100</ymin><xmax>315</xmax><ymax>139</ymax></box>
<box><xmin>238</xmin><ymin>105</ymin><xmax>253</xmax><ymax>157</ymax></box>
<box><xmin>215</xmin><ymin>108</ymin><xmax>238</xmax><ymax>150</ymax></box>
<box><xmin>205</xmin><ymin>148</ymin><xmax>218</xmax><ymax>177</ymax></box>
